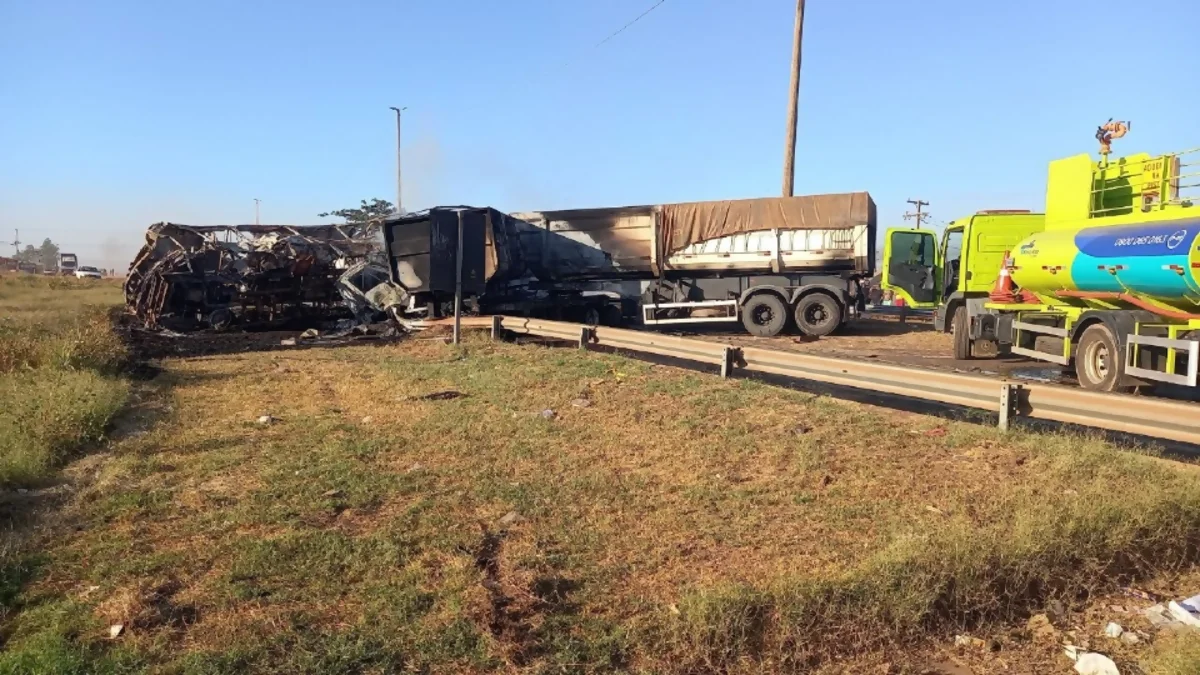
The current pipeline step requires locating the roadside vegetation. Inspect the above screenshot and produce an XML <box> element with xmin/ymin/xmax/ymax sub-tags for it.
<box><xmin>0</xmin><ymin>289</ymin><xmax>1197</xmax><ymax>673</ymax></box>
<box><xmin>0</xmin><ymin>274</ymin><xmax>128</xmax><ymax>487</ymax></box>
<box><xmin>1145</xmin><ymin>631</ymin><xmax>1200</xmax><ymax>675</ymax></box>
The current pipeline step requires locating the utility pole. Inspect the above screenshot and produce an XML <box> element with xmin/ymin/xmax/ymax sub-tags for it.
<box><xmin>9</xmin><ymin>229</ymin><xmax>19</xmax><ymax>258</ymax></box>
<box><xmin>781</xmin><ymin>0</ymin><xmax>805</xmax><ymax>197</ymax></box>
<box><xmin>904</xmin><ymin>199</ymin><xmax>930</xmax><ymax>229</ymax></box>
<box><xmin>254</xmin><ymin>198</ymin><xmax>261</xmax><ymax>226</ymax></box>
<box><xmin>389</xmin><ymin>106</ymin><xmax>407</xmax><ymax>214</ymax></box>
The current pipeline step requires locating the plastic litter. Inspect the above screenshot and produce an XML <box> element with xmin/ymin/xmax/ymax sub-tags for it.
<box><xmin>1167</xmin><ymin>593</ymin><xmax>1200</xmax><ymax>628</ymax></box>
<box><xmin>1073</xmin><ymin>652</ymin><xmax>1119</xmax><ymax>675</ymax></box>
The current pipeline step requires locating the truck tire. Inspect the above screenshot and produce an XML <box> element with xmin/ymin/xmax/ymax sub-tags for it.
<box><xmin>741</xmin><ymin>293</ymin><xmax>787</xmax><ymax>337</ymax></box>
<box><xmin>1076</xmin><ymin>323</ymin><xmax>1125</xmax><ymax>392</ymax></box>
<box><xmin>794</xmin><ymin>293</ymin><xmax>842</xmax><ymax>337</ymax></box>
<box><xmin>952</xmin><ymin>307</ymin><xmax>973</xmax><ymax>360</ymax></box>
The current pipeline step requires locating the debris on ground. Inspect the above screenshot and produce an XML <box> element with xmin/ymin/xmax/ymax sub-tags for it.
<box><xmin>499</xmin><ymin>511</ymin><xmax>520</xmax><ymax>527</ymax></box>
<box><xmin>412</xmin><ymin>391</ymin><xmax>464</xmax><ymax>401</ymax></box>
<box><xmin>540</xmin><ymin>409</ymin><xmax>556</xmax><ymax>420</ymax></box>
<box><xmin>1027</xmin><ymin>613</ymin><xmax>1059</xmax><ymax>642</ymax></box>
<box><xmin>1167</xmin><ymin>593</ymin><xmax>1200</xmax><ymax>627</ymax></box>
<box><xmin>124</xmin><ymin>222</ymin><xmax>404</xmax><ymax>332</ymax></box>
<box><xmin>953</xmin><ymin>635</ymin><xmax>986</xmax><ymax>649</ymax></box>
<box><xmin>1065</xmin><ymin>648</ymin><xmax>1120</xmax><ymax>675</ymax></box>
<box><xmin>108</xmin><ymin>624</ymin><xmax>125</xmax><ymax>639</ymax></box>
<box><xmin>571</xmin><ymin>398</ymin><xmax>592</xmax><ymax>408</ymax></box>
<box><xmin>256</xmin><ymin>415</ymin><xmax>276</xmax><ymax>425</ymax></box>
<box><xmin>1103</xmin><ymin>622</ymin><xmax>1123</xmax><ymax>639</ymax></box>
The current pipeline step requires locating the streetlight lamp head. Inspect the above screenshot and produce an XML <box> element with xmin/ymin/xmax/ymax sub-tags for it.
<box><xmin>389</xmin><ymin>106</ymin><xmax>406</xmax><ymax>113</ymax></box>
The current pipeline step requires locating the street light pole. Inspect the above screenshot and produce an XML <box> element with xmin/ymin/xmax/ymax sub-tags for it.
<box><xmin>389</xmin><ymin>106</ymin><xmax>407</xmax><ymax>214</ymax></box>
<box><xmin>781</xmin><ymin>0</ymin><xmax>805</xmax><ymax>197</ymax></box>
<box><xmin>253</xmin><ymin>198</ymin><xmax>261</xmax><ymax>225</ymax></box>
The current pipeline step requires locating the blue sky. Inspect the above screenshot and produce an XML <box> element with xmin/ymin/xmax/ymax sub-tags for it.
<box><xmin>1</xmin><ymin>0</ymin><xmax>1196</xmax><ymax>269</ymax></box>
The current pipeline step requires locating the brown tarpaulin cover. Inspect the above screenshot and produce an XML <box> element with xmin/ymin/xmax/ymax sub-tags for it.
<box><xmin>658</xmin><ymin>192</ymin><xmax>875</xmax><ymax>256</ymax></box>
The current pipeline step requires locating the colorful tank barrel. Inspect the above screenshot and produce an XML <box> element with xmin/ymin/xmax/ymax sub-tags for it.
<box><xmin>1008</xmin><ymin>219</ymin><xmax>1200</xmax><ymax>313</ymax></box>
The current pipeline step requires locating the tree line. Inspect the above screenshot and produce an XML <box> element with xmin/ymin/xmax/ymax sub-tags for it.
<box><xmin>11</xmin><ymin>239</ymin><xmax>60</xmax><ymax>268</ymax></box>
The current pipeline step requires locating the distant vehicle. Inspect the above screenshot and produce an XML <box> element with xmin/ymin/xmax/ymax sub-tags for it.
<box><xmin>17</xmin><ymin>262</ymin><xmax>39</xmax><ymax>274</ymax></box>
<box><xmin>74</xmin><ymin>266</ymin><xmax>103</xmax><ymax>280</ymax></box>
<box><xmin>58</xmin><ymin>252</ymin><xmax>78</xmax><ymax>276</ymax></box>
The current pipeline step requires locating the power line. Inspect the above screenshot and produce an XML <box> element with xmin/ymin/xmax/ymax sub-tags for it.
<box><xmin>594</xmin><ymin>0</ymin><xmax>668</xmax><ymax>49</ymax></box>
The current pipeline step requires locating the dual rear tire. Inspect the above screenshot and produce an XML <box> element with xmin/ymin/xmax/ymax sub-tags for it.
<box><xmin>741</xmin><ymin>293</ymin><xmax>842</xmax><ymax>338</ymax></box>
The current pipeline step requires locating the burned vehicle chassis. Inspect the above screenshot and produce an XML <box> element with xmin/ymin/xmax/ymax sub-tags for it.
<box><xmin>125</xmin><ymin>223</ymin><xmax>383</xmax><ymax>332</ymax></box>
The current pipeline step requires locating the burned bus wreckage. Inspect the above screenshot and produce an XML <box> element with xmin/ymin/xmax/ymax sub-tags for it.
<box><xmin>123</xmin><ymin>222</ymin><xmax>406</xmax><ymax>332</ymax></box>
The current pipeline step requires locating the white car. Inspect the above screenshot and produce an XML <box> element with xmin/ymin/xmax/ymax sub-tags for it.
<box><xmin>74</xmin><ymin>266</ymin><xmax>103</xmax><ymax>279</ymax></box>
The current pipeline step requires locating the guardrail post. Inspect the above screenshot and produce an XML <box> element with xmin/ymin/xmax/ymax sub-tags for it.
<box><xmin>579</xmin><ymin>327</ymin><xmax>595</xmax><ymax>350</ymax></box>
<box><xmin>720</xmin><ymin>346</ymin><xmax>735</xmax><ymax>379</ymax></box>
<box><xmin>998</xmin><ymin>383</ymin><xmax>1020</xmax><ymax>431</ymax></box>
<box><xmin>490</xmin><ymin>315</ymin><xmax>503</xmax><ymax>341</ymax></box>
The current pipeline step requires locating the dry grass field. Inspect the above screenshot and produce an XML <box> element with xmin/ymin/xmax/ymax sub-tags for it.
<box><xmin>2</xmin><ymin>274</ymin><xmax>1200</xmax><ymax>673</ymax></box>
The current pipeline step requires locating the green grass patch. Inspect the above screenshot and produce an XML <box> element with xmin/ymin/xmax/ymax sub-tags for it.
<box><xmin>1144</xmin><ymin>630</ymin><xmax>1200</xmax><ymax>675</ymax></box>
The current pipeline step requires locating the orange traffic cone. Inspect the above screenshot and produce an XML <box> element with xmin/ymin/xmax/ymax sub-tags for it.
<box><xmin>988</xmin><ymin>252</ymin><xmax>1017</xmax><ymax>303</ymax></box>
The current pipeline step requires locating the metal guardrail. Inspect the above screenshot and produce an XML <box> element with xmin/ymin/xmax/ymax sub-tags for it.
<box><xmin>485</xmin><ymin>316</ymin><xmax>1200</xmax><ymax>446</ymax></box>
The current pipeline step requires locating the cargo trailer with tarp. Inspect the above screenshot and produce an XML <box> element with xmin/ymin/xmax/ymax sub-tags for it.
<box><xmin>381</xmin><ymin>192</ymin><xmax>876</xmax><ymax>337</ymax></box>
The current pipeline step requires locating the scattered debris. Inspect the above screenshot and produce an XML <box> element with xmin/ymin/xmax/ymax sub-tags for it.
<box><xmin>1104</xmin><ymin>622</ymin><xmax>1123</xmax><ymax>639</ymax></box>
<box><xmin>1167</xmin><ymin>593</ymin><xmax>1200</xmax><ymax>627</ymax></box>
<box><xmin>571</xmin><ymin>398</ymin><xmax>592</xmax><ymax>408</ymax></box>
<box><xmin>498</xmin><ymin>511</ymin><xmax>520</xmax><ymax>527</ymax></box>
<box><xmin>109</xmin><ymin>624</ymin><xmax>125</xmax><ymax>639</ymax></box>
<box><xmin>256</xmin><ymin>415</ymin><xmax>276</xmax><ymax>425</ymax></box>
<box><xmin>361</xmin><ymin>416</ymin><xmax>374</xmax><ymax>424</ymax></box>
<box><xmin>1120</xmin><ymin>632</ymin><xmax>1141</xmax><ymax>645</ymax></box>
<box><xmin>414</xmin><ymin>391</ymin><xmax>464</xmax><ymax>401</ymax></box>
<box><xmin>322</xmin><ymin>489</ymin><xmax>343</xmax><ymax>498</ymax></box>
<box><xmin>793</xmin><ymin>424</ymin><xmax>812</xmax><ymax>435</ymax></box>
<box><xmin>540</xmin><ymin>409</ymin><xmax>556</xmax><ymax>420</ymax></box>
<box><xmin>925</xmin><ymin>505</ymin><xmax>945</xmax><ymax>516</ymax></box>
<box><xmin>1108</xmin><ymin>604</ymin><xmax>1126</xmax><ymax>613</ymax></box>
<box><xmin>1067</xmin><ymin>650</ymin><xmax>1119</xmax><ymax>675</ymax></box>
<box><xmin>300</xmin><ymin>328</ymin><xmax>320</xmax><ymax>340</ymax></box>
<box><xmin>925</xmin><ymin>427</ymin><xmax>947</xmax><ymax>437</ymax></box>
<box><xmin>1144</xmin><ymin>603</ymin><xmax>1175</xmax><ymax>628</ymax></box>
<box><xmin>954</xmin><ymin>634</ymin><xmax>986</xmax><ymax>649</ymax></box>
<box><xmin>1122</xmin><ymin>587</ymin><xmax>1156</xmax><ymax>602</ymax></box>
<box><xmin>280</xmin><ymin>338</ymin><xmax>297</xmax><ymax>346</ymax></box>
<box><xmin>406</xmin><ymin>463</ymin><xmax>424</xmax><ymax>473</ymax></box>
<box><xmin>1027</xmin><ymin>613</ymin><xmax>1059</xmax><ymax>642</ymax></box>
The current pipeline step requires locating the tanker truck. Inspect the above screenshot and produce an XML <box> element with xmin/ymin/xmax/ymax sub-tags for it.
<box><xmin>382</xmin><ymin>193</ymin><xmax>876</xmax><ymax>337</ymax></box>
<box><xmin>881</xmin><ymin>142</ymin><xmax>1199</xmax><ymax>392</ymax></box>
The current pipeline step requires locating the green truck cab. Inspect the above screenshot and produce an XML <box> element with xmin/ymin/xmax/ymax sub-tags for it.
<box><xmin>881</xmin><ymin>212</ymin><xmax>1046</xmax><ymax>358</ymax></box>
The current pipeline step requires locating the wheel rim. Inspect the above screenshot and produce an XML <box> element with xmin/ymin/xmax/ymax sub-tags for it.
<box><xmin>754</xmin><ymin>305</ymin><xmax>774</xmax><ymax>326</ymax></box>
<box><xmin>1084</xmin><ymin>339</ymin><xmax>1110</xmax><ymax>383</ymax></box>
<box><xmin>805</xmin><ymin>304</ymin><xmax>828</xmax><ymax>326</ymax></box>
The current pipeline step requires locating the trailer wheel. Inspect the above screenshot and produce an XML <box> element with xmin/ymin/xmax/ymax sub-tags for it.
<box><xmin>741</xmin><ymin>293</ymin><xmax>788</xmax><ymax>337</ymax></box>
<box><xmin>1076</xmin><ymin>323</ymin><xmax>1125</xmax><ymax>392</ymax></box>
<box><xmin>794</xmin><ymin>293</ymin><xmax>842</xmax><ymax>337</ymax></box>
<box><xmin>583</xmin><ymin>307</ymin><xmax>601</xmax><ymax>326</ymax></box>
<box><xmin>952</xmin><ymin>307</ymin><xmax>972</xmax><ymax>360</ymax></box>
